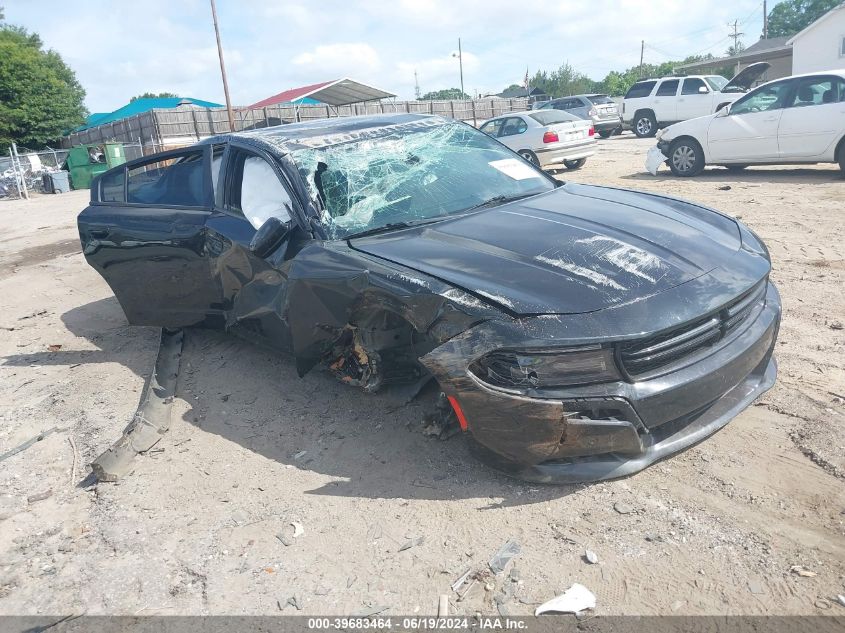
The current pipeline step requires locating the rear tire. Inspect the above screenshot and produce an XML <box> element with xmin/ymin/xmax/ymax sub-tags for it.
<box><xmin>563</xmin><ymin>158</ymin><xmax>586</xmax><ymax>170</ymax></box>
<box><xmin>518</xmin><ymin>150</ymin><xmax>539</xmax><ymax>166</ymax></box>
<box><xmin>838</xmin><ymin>144</ymin><xmax>845</xmax><ymax>177</ymax></box>
<box><xmin>668</xmin><ymin>138</ymin><xmax>705</xmax><ymax>177</ymax></box>
<box><xmin>597</xmin><ymin>130</ymin><xmax>613</xmax><ymax>139</ymax></box>
<box><xmin>634</xmin><ymin>112</ymin><xmax>657</xmax><ymax>138</ymax></box>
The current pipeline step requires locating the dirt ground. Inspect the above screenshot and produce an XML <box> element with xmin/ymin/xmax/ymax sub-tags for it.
<box><xmin>0</xmin><ymin>135</ymin><xmax>843</xmax><ymax>617</ymax></box>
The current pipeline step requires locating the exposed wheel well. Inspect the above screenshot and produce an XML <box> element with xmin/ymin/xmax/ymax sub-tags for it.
<box><xmin>835</xmin><ymin>135</ymin><xmax>845</xmax><ymax>162</ymax></box>
<box><xmin>670</xmin><ymin>135</ymin><xmax>706</xmax><ymax>159</ymax></box>
<box><xmin>634</xmin><ymin>109</ymin><xmax>655</xmax><ymax>121</ymax></box>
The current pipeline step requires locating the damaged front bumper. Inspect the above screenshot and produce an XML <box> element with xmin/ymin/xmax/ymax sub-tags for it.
<box><xmin>421</xmin><ymin>282</ymin><xmax>781</xmax><ymax>484</ymax></box>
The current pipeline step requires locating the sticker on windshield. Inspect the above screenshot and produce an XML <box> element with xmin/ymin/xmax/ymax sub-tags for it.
<box><xmin>488</xmin><ymin>158</ymin><xmax>542</xmax><ymax>180</ymax></box>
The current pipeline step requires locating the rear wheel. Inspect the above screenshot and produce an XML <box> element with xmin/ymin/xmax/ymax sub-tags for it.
<box><xmin>668</xmin><ymin>138</ymin><xmax>705</xmax><ymax>177</ymax></box>
<box><xmin>563</xmin><ymin>158</ymin><xmax>587</xmax><ymax>170</ymax></box>
<box><xmin>634</xmin><ymin>112</ymin><xmax>657</xmax><ymax>138</ymax></box>
<box><xmin>597</xmin><ymin>130</ymin><xmax>613</xmax><ymax>139</ymax></box>
<box><xmin>518</xmin><ymin>150</ymin><xmax>539</xmax><ymax>166</ymax></box>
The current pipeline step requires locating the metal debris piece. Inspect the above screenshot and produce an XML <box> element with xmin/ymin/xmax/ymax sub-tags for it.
<box><xmin>535</xmin><ymin>583</ymin><xmax>596</xmax><ymax>616</ymax></box>
<box><xmin>399</xmin><ymin>536</ymin><xmax>424</xmax><ymax>552</ymax></box>
<box><xmin>790</xmin><ymin>565</ymin><xmax>817</xmax><ymax>578</ymax></box>
<box><xmin>0</xmin><ymin>427</ymin><xmax>59</xmax><ymax>464</ymax></box>
<box><xmin>293</xmin><ymin>450</ymin><xmax>307</xmax><ymax>460</ymax></box>
<box><xmin>585</xmin><ymin>549</ymin><xmax>599</xmax><ymax>564</ymax></box>
<box><xmin>286</xmin><ymin>595</ymin><xmax>302</xmax><ymax>611</ymax></box>
<box><xmin>451</xmin><ymin>568</ymin><xmax>472</xmax><ymax>592</ymax></box>
<box><xmin>353</xmin><ymin>605</ymin><xmax>389</xmax><ymax>617</ymax></box>
<box><xmin>489</xmin><ymin>539</ymin><xmax>521</xmax><ymax>574</ymax></box>
<box><xmin>90</xmin><ymin>328</ymin><xmax>184</xmax><ymax>481</ymax></box>
<box><xmin>276</xmin><ymin>532</ymin><xmax>293</xmax><ymax>547</ymax></box>
<box><xmin>291</xmin><ymin>522</ymin><xmax>304</xmax><ymax>538</ymax></box>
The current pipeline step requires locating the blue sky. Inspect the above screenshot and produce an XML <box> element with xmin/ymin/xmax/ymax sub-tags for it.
<box><xmin>5</xmin><ymin>0</ymin><xmax>773</xmax><ymax>113</ymax></box>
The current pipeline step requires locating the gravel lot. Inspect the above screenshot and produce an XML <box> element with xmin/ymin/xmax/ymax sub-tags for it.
<box><xmin>0</xmin><ymin>134</ymin><xmax>843</xmax><ymax>616</ymax></box>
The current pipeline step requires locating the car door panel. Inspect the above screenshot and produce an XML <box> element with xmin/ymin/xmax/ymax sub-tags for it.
<box><xmin>778</xmin><ymin>76</ymin><xmax>845</xmax><ymax>158</ymax></box>
<box><xmin>676</xmin><ymin>78</ymin><xmax>712</xmax><ymax>120</ymax></box>
<box><xmin>79</xmin><ymin>146</ymin><xmax>220</xmax><ymax>328</ymax></box>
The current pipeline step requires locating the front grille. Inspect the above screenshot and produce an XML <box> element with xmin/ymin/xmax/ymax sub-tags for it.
<box><xmin>619</xmin><ymin>281</ymin><xmax>767</xmax><ymax>377</ymax></box>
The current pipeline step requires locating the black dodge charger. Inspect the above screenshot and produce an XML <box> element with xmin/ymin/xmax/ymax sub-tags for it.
<box><xmin>77</xmin><ymin>114</ymin><xmax>780</xmax><ymax>483</ymax></box>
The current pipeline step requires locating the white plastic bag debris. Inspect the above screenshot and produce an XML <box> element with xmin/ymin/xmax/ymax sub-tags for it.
<box><xmin>291</xmin><ymin>521</ymin><xmax>304</xmax><ymax>538</ymax></box>
<box><xmin>488</xmin><ymin>539</ymin><xmax>521</xmax><ymax>574</ymax></box>
<box><xmin>535</xmin><ymin>583</ymin><xmax>596</xmax><ymax>616</ymax></box>
<box><xmin>645</xmin><ymin>145</ymin><xmax>667</xmax><ymax>175</ymax></box>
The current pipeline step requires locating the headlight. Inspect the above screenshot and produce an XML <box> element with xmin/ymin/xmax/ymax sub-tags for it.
<box><xmin>470</xmin><ymin>345</ymin><xmax>621</xmax><ymax>389</ymax></box>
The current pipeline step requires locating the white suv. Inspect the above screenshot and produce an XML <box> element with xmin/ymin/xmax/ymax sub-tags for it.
<box><xmin>622</xmin><ymin>63</ymin><xmax>770</xmax><ymax>137</ymax></box>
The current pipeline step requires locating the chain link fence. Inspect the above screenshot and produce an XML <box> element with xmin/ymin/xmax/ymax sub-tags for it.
<box><xmin>1</xmin><ymin>143</ymin><xmax>143</xmax><ymax>201</ymax></box>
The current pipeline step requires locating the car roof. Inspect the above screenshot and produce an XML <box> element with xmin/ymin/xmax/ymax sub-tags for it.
<box><xmin>205</xmin><ymin>113</ymin><xmax>443</xmax><ymax>154</ymax></box>
<box><xmin>484</xmin><ymin>111</ymin><xmax>531</xmax><ymax>122</ymax></box>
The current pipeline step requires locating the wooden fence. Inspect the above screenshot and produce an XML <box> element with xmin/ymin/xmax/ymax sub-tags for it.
<box><xmin>61</xmin><ymin>98</ymin><xmax>529</xmax><ymax>152</ymax></box>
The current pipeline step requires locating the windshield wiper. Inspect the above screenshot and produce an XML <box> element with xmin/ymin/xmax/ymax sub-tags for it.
<box><xmin>345</xmin><ymin>218</ymin><xmax>440</xmax><ymax>240</ymax></box>
<box><xmin>460</xmin><ymin>193</ymin><xmax>536</xmax><ymax>214</ymax></box>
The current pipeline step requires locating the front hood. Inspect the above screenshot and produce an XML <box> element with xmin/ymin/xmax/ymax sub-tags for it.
<box><xmin>723</xmin><ymin>61</ymin><xmax>770</xmax><ymax>92</ymax></box>
<box><xmin>350</xmin><ymin>184</ymin><xmax>741</xmax><ymax>315</ymax></box>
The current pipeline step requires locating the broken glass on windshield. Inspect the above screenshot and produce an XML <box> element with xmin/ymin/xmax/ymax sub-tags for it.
<box><xmin>289</xmin><ymin>119</ymin><xmax>554</xmax><ymax>239</ymax></box>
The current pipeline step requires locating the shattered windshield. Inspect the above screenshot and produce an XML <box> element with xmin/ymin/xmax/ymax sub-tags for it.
<box><xmin>290</xmin><ymin>119</ymin><xmax>555</xmax><ymax>239</ymax></box>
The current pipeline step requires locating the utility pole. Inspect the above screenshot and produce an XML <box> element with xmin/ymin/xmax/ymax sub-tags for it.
<box><xmin>639</xmin><ymin>40</ymin><xmax>645</xmax><ymax>77</ymax></box>
<box><xmin>452</xmin><ymin>38</ymin><xmax>465</xmax><ymax>99</ymax></box>
<box><xmin>414</xmin><ymin>69</ymin><xmax>421</xmax><ymax>100</ymax></box>
<box><xmin>729</xmin><ymin>20</ymin><xmax>745</xmax><ymax>73</ymax></box>
<box><xmin>210</xmin><ymin>0</ymin><xmax>235</xmax><ymax>132</ymax></box>
<box><xmin>763</xmin><ymin>0</ymin><xmax>768</xmax><ymax>39</ymax></box>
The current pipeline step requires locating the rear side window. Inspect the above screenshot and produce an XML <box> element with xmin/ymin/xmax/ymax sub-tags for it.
<box><xmin>99</xmin><ymin>169</ymin><xmax>124</xmax><ymax>203</ymax></box>
<box><xmin>625</xmin><ymin>81</ymin><xmax>656</xmax><ymax>99</ymax></box>
<box><xmin>126</xmin><ymin>150</ymin><xmax>206</xmax><ymax>207</ymax></box>
<box><xmin>681</xmin><ymin>78</ymin><xmax>707</xmax><ymax>95</ymax></box>
<box><xmin>480</xmin><ymin>119</ymin><xmax>504</xmax><ymax>137</ymax></box>
<box><xmin>656</xmin><ymin>80</ymin><xmax>679</xmax><ymax>96</ymax></box>
<box><xmin>529</xmin><ymin>110</ymin><xmax>579</xmax><ymax>125</ymax></box>
<box><xmin>587</xmin><ymin>95</ymin><xmax>614</xmax><ymax>104</ymax></box>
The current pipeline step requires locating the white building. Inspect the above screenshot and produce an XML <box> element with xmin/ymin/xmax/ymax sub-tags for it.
<box><xmin>787</xmin><ymin>2</ymin><xmax>845</xmax><ymax>74</ymax></box>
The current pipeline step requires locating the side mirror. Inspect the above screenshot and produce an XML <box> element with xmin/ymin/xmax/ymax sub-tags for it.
<box><xmin>249</xmin><ymin>216</ymin><xmax>290</xmax><ymax>258</ymax></box>
<box><xmin>698</xmin><ymin>86</ymin><xmax>708</xmax><ymax>94</ymax></box>
<box><xmin>717</xmin><ymin>103</ymin><xmax>731</xmax><ymax>116</ymax></box>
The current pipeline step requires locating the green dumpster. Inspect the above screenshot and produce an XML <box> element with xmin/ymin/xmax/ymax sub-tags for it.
<box><xmin>65</xmin><ymin>143</ymin><xmax>126</xmax><ymax>190</ymax></box>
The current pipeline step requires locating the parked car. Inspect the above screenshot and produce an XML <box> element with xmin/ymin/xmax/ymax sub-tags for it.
<box><xmin>479</xmin><ymin>110</ymin><xmax>596</xmax><ymax>170</ymax></box>
<box><xmin>623</xmin><ymin>62</ymin><xmax>770</xmax><ymax>138</ymax></box>
<box><xmin>536</xmin><ymin>94</ymin><xmax>623</xmax><ymax>138</ymax></box>
<box><xmin>648</xmin><ymin>69</ymin><xmax>845</xmax><ymax>176</ymax></box>
<box><xmin>78</xmin><ymin>113</ymin><xmax>780</xmax><ymax>483</ymax></box>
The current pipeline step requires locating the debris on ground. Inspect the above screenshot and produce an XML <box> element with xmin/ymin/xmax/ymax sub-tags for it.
<box><xmin>27</xmin><ymin>489</ymin><xmax>53</xmax><ymax>504</ymax></box>
<box><xmin>535</xmin><ymin>583</ymin><xmax>596</xmax><ymax>616</ymax></box>
<box><xmin>47</xmin><ymin>344</ymin><xmax>62</xmax><ymax>352</ymax></box>
<box><xmin>718</xmin><ymin>185</ymin><xmax>732</xmax><ymax>191</ymax></box>
<box><xmin>438</xmin><ymin>595</ymin><xmax>449</xmax><ymax>616</ymax></box>
<box><xmin>815</xmin><ymin>599</ymin><xmax>831</xmax><ymax>610</ymax></box>
<box><xmin>291</xmin><ymin>521</ymin><xmax>304</xmax><ymax>538</ymax></box>
<box><xmin>398</xmin><ymin>536</ymin><xmax>424</xmax><ymax>552</ymax></box>
<box><xmin>584</xmin><ymin>549</ymin><xmax>599</xmax><ymax>564</ymax></box>
<box><xmin>829</xmin><ymin>321</ymin><xmax>843</xmax><ymax>330</ymax></box>
<box><xmin>0</xmin><ymin>426</ymin><xmax>59</xmax><ymax>464</ymax></box>
<box><xmin>837</xmin><ymin>595</ymin><xmax>845</xmax><ymax>608</ymax></box>
<box><xmin>421</xmin><ymin>393</ymin><xmax>461</xmax><ymax>440</ymax></box>
<box><xmin>613</xmin><ymin>501</ymin><xmax>634</xmax><ymax>514</ymax></box>
<box><xmin>747</xmin><ymin>578</ymin><xmax>765</xmax><ymax>595</ymax></box>
<box><xmin>451</xmin><ymin>568</ymin><xmax>472</xmax><ymax>593</ymax></box>
<box><xmin>488</xmin><ymin>539</ymin><xmax>521</xmax><ymax>574</ymax></box>
<box><xmin>353</xmin><ymin>605</ymin><xmax>389</xmax><ymax>617</ymax></box>
<box><xmin>790</xmin><ymin>565</ymin><xmax>817</xmax><ymax>578</ymax></box>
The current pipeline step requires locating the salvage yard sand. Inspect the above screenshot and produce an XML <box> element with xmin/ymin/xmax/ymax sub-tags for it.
<box><xmin>0</xmin><ymin>135</ymin><xmax>843</xmax><ymax>616</ymax></box>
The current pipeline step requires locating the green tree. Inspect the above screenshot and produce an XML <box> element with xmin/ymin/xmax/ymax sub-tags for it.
<box><xmin>766</xmin><ymin>0</ymin><xmax>839</xmax><ymax>37</ymax></box>
<box><xmin>421</xmin><ymin>88</ymin><xmax>469</xmax><ymax>100</ymax></box>
<box><xmin>129</xmin><ymin>91</ymin><xmax>179</xmax><ymax>102</ymax></box>
<box><xmin>0</xmin><ymin>23</ymin><xmax>86</xmax><ymax>148</ymax></box>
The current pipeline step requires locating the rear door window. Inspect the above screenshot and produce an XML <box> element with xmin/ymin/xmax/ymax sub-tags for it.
<box><xmin>99</xmin><ymin>169</ymin><xmax>124</xmax><ymax>203</ymax></box>
<box><xmin>126</xmin><ymin>149</ymin><xmax>207</xmax><ymax>207</ymax></box>
<box><xmin>787</xmin><ymin>76</ymin><xmax>845</xmax><ymax>107</ymax></box>
<box><xmin>625</xmin><ymin>81</ymin><xmax>656</xmax><ymax>98</ymax></box>
<box><xmin>480</xmin><ymin>119</ymin><xmax>504</xmax><ymax>137</ymax></box>
<box><xmin>656</xmin><ymin>80</ymin><xmax>679</xmax><ymax>96</ymax></box>
<box><xmin>499</xmin><ymin>117</ymin><xmax>528</xmax><ymax>137</ymax></box>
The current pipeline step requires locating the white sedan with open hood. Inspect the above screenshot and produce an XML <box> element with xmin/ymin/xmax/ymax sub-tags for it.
<box><xmin>647</xmin><ymin>69</ymin><xmax>845</xmax><ymax>177</ymax></box>
<box><xmin>480</xmin><ymin>110</ymin><xmax>596</xmax><ymax>171</ymax></box>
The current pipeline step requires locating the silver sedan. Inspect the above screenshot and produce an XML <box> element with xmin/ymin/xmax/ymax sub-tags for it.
<box><xmin>479</xmin><ymin>110</ymin><xmax>596</xmax><ymax>170</ymax></box>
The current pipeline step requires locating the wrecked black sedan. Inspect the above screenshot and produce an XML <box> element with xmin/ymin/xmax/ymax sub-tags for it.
<box><xmin>78</xmin><ymin>114</ymin><xmax>780</xmax><ymax>483</ymax></box>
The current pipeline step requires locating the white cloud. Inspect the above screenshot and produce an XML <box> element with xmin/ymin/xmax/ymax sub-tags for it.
<box><xmin>292</xmin><ymin>43</ymin><xmax>382</xmax><ymax>75</ymax></box>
